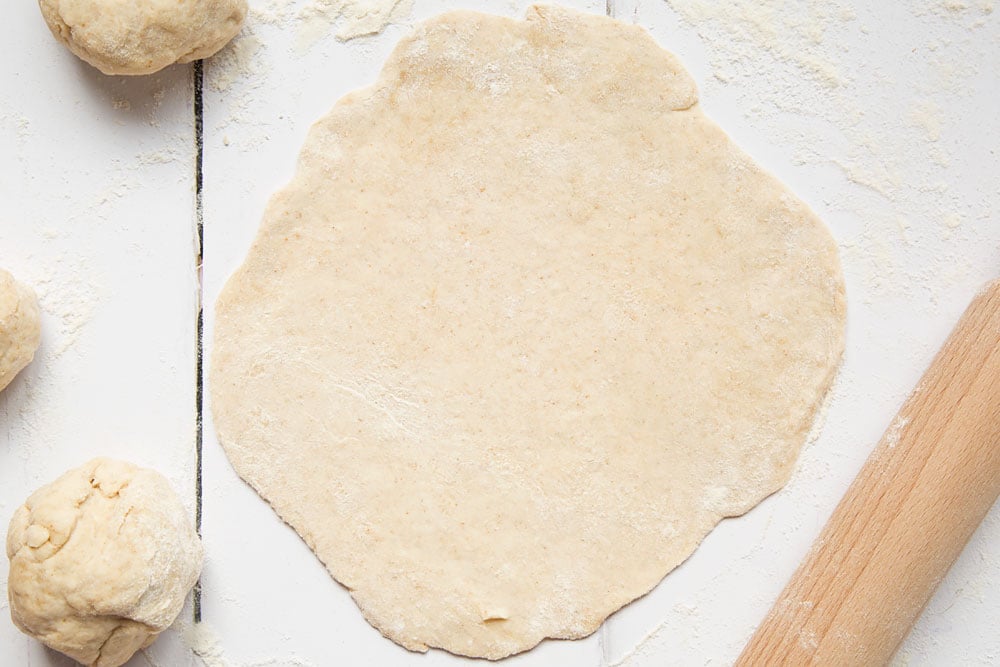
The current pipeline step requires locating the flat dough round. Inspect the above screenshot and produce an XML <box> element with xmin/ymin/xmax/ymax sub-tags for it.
<box><xmin>212</xmin><ymin>5</ymin><xmax>845</xmax><ymax>659</ymax></box>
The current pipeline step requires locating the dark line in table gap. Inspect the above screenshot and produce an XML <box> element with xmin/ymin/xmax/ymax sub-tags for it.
<box><xmin>193</xmin><ymin>58</ymin><xmax>205</xmax><ymax>625</ymax></box>
<box><xmin>183</xmin><ymin>0</ymin><xmax>623</xmax><ymax>636</ymax></box>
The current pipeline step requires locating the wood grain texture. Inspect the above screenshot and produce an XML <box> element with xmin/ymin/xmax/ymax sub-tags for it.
<box><xmin>737</xmin><ymin>280</ymin><xmax>1000</xmax><ymax>667</ymax></box>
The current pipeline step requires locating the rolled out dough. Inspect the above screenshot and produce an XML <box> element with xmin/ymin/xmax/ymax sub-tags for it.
<box><xmin>212</xmin><ymin>5</ymin><xmax>846</xmax><ymax>659</ymax></box>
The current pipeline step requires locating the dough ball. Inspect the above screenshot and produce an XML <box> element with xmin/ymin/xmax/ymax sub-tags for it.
<box><xmin>6</xmin><ymin>458</ymin><xmax>203</xmax><ymax>667</ymax></box>
<box><xmin>0</xmin><ymin>268</ymin><xmax>41</xmax><ymax>393</ymax></box>
<box><xmin>38</xmin><ymin>0</ymin><xmax>248</xmax><ymax>76</ymax></box>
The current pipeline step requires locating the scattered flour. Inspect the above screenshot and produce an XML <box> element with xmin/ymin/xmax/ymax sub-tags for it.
<box><xmin>942</xmin><ymin>213</ymin><xmax>963</xmax><ymax>230</ymax></box>
<box><xmin>608</xmin><ymin>616</ymin><xmax>674</xmax><ymax>666</ymax></box>
<box><xmin>296</xmin><ymin>0</ymin><xmax>414</xmax><ymax>48</ymax></box>
<box><xmin>250</xmin><ymin>0</ymin><xmax>413</xmax><ymax>50</ymax></box>
<box><xmin>664</xmin><ymin>0</ymin><xmax>853</xmax><ymax>89</ymax></box>
<box><xmin>26</xmin><ymin>254</ymin><xmax>101</xmax><ymax>357</ymax></box>
<box><xmin>103</xmin><ymin>80</ymin><xmax>171</xmax><ymax>127</ymax></box>
<box><xmin>178</xmin><ymin>621</ymin><xmax>317</xmax><ymax>667</ymax></box>
<box><xmin>205</xmin><ymin>24</ymin><xmax>269</xmax><ymax>146</ymax></box>
<box><xmin>883</xmin><ymin>415</ymin><xmax>910</xmax><ymax>449</ymax></box>
<box><xmin>207</xmin><ymin>0</ymin><xmax>414</xmax><ymax>148</ymax></box>
<box><xmin>208</xmin><ymin>0</ymin><xmax>411</xmax><ymax>151</ymax></box>
<box><xmin>660</xmin><ymin>0</ymin><xmax>997</xmax><ymax>310</ymax></box>
<box><xmin>916</xmin><ymin>0</ymin><xmax>995</xmax><ymax>19</ymax></box>
<box><xmin>136</xmin><ymin>144</ymin><xmax>187</xmax><ymax>166</ymax></box>
<box><xmin>180</xmin><ymin>622</ymin><xmax>228</xmax><ymax>667</ymax></box>
<box><xmin>210</xmin><ymin>32</ymin><xmax>265</xmax><ymax>93</ymax></box>
<box><xmin>907</xmin><ymin>100</ymin><xmax>944</xmax><ymax>142</ymax></box>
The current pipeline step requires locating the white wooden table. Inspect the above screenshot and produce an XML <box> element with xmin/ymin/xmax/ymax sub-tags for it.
<box><xmin>1</xmin><ymin>1</ymin><xmax>997</xmax><ymax>665</ymax></box>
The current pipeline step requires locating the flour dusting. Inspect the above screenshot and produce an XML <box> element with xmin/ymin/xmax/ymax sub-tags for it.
<box><xmin>296</xmin><ymin>0</ymin><xmax>413</xmax><ymax>48</ymax></box>
<box><xmin>609</xmin><ymin>616</ymin><xmax>673</xmax><ymax>666</ymax></box>
<box><xmin>179</xmin><ymin>621</ymin><xmax>316</xmax><ymax>667</ymax></box>
<box><xmin>210</xmin><ymin>32</ymin><xmax>264</xmax><ymax>93</ymax></box>
<box><xmin>660</xmin><ymin>0</ymin><xmax>997</xmax><ymax>312</ymax></box>
<box><xmin>181</xmin><ymin>622</ymin><xmax>227</xmax><ymax>667</ymax></box>
<box><xmin>207</xmin><ymin>0</ymin><xmax>412</xmax><ymax>150</ymax></box>
<box><xmin>250</xmin><ymin>0</ymin><xmax>412</xmax><ymax>49</ymax></box>
<box><xmin>884</xmin><ymin>415</ymin><xmax>910</xmax><ymax>449</ymax></box>
<box><xmin>26</xmin><ymin>255</ymin><xmax>101</xmax><ymax>357</ymax></box>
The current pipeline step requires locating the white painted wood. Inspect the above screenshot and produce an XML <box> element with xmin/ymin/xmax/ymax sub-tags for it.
<box><xmin>1</xmin><ymin>0</ymin><xmax>996</xmax><ymax>665</ymax></box>
<box><xmin>0</xmin><ymin>4</ymin><xmax>199</xmax><ymax>667</ymax></box>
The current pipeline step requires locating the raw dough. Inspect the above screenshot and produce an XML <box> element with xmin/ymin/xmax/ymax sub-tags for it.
<box><xmin>38</xmin><ymin>0</ymin><xmax>247</xmax><ymax>76</ymax></box>
<box><xmin>0</xmin><ymin>268</ymin><xmax>41</xmax><ymax>393</ymax></box>
<box><xmin>212</xmin><ymin>5</ymin><xmax>845</xmax><ymax>659</ymax></box>
<box><xmin>6</xmin><ymin>458</ymin><xmax>203</xmax><ymax>667</ymax></box>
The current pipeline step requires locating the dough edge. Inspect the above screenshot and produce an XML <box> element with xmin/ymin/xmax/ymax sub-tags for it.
<box><xmin>211</xmin><ymin>5</ymin><xmax>846</xmax><ymax>660</ymax></box>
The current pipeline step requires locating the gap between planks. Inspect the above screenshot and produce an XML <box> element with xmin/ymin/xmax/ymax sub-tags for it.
<box><xmin>185</xmin><ymin>0</ymin><xmax>624</xmax><ymax>653</ymax></box>
<box><xmin>193</xmin><ymin>58</ymin><xmax>206</xmax><ymax>625</ymax></box>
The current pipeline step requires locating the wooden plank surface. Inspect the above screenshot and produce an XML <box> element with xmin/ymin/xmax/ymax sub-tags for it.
<box><xmin>0</xmin><ymin>0</ymin><xmax>997</xmax><ymax>665</ymax></box>
<box><xmin>0</xmin><ymin>2</ymin><xmax>199</xmax><ymax>666</ymax></box>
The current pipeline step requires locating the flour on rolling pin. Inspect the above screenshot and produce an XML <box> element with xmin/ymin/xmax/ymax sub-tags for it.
<box><xmin>739</xmin><ymin>280</ymin><xmax>1000</xmax><ymax>666</ymax></box>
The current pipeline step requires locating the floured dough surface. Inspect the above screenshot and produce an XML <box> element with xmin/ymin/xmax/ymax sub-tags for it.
<box><xmin>6</xmin><ymin>458</ymin><xmax>203</xmax><ymax>667</ymax></box>
<box><xmin>212</xmin><ymin>5</ymin><xmax>845</xmax><ymax>659</ymax></box>
<box><xmin>0</xmin><ymin>268</ymin><xmax>41</xmax><ymax>393</ymax></box>
<box><xmin>39</xmin><ymin>0</ymin><xmax>247</xmax><ymax>76</ymax></box>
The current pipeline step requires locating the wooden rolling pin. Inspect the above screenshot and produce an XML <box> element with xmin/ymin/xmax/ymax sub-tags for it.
<box><xmin>737</xmin><ymin>279</ymin><xmax>1000</xmax><ymax>666</ymax></box>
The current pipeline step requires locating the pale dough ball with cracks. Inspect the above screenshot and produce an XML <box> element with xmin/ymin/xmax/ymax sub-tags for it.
<box><xmin>38</xmin><ymin>0</ymin><xmax>248</xmax><ymax>76</ymax></box>
<box><xmin>0</xmin><ymin>268</ymin><xmax>41</xmax><ymax>393</ymax></box>
<box><xmin>6</xmin><ymin>459</ymin><xmax>203</xmax><ymax>667</ymax></box>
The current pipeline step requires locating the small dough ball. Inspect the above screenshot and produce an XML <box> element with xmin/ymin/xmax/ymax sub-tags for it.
<box><xmin>6</xmin><ymin>458</ymin><xmax>204</xmax><ymax>667</ymax></box>
<box><xmin>38</xmin><ymin>0</ymin><xmax>248</xmax><ymax>76</ymax></box>
<box><xmin>0</xmin><ymin>268</ymin><xmax>41</xmax><ymax>393</ymax></box>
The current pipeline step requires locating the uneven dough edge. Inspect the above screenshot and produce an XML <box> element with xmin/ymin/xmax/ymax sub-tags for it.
<box><xmin>211</xmin><ymin>5</ymin><xmax>846</xmax><ymax>660</ymax></box>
